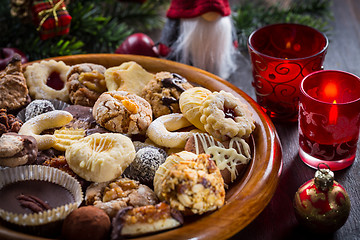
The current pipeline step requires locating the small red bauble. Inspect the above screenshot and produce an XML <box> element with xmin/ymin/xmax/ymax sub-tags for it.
<box><xmin>115</xmin><ymin>33</ymin><xmax>159</xmax><ymax>57</ymax></box>
<box><xmin>293</xmin><ymin>165</ymin><xmax>350</xmax><ymax>233</ymax></box>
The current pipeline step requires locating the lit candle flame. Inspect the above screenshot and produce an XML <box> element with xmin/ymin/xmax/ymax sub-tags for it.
<box><xmin>324</xmin><ymin>83</ymin><xmax>338</xmax><ymax>99</ymax></box>
<box><xmin>329</xmin><ymin>100</ymin><xmax>338</xmax><ymax>125</ymax></box>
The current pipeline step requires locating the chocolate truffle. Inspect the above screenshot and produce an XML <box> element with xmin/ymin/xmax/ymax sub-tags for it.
<box><xmin>62</xmin><ymin>206</ymin><xmax>111</xmax><ymax>240</ymax></box>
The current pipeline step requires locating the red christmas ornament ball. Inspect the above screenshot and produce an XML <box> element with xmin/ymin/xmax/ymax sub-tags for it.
<box><xmin>115</xmin><ymin>33</ymin><xmax>159</xmax><ymax>57</ymax></box>
<box><xmin>293</xmin><ymin>168</ymin><xmax>350</xmax><ymax>233</ymax></box>
<box><xmin>0</xmin><ymin>48</ymin><xmax>28</xmax><ymax>71</ymax></box>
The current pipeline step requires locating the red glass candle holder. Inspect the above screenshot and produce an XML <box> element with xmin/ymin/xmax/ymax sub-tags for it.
<box><xmin>299</xmin><ymin>70</ymin><xmax>360</xmax><ymax>171</ymax></box>
<box><xmin>248</xmin><ymin>23</ymin><xmax>328</xmax><ymax>122</ymax></box>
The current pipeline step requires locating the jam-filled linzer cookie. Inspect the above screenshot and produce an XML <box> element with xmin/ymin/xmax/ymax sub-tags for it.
<box><xmin>200</xmin><ymin>90</ymin><xmax>255</xmax><ymax>141</ymax></box>
<box><xmin>141</xmin><ymin>71</ymin><xmax>193</xmax><ymax>118</ymax></box>
<box><xmin>24</xmin><ymin>60</ymin><xmax>70</xmax><ymax>102</ymax></box>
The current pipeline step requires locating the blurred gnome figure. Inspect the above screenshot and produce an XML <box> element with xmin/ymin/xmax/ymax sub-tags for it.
<box><xmin>159</xmin><ymin>0</ymin><xmax>238</xmax><ymax>79</ymax></box>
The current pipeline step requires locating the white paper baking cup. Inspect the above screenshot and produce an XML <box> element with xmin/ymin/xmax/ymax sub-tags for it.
<box><xmin>0</xmin><ymin>165</ymin><xmax>82</xmax><ymax>226</ymax></box>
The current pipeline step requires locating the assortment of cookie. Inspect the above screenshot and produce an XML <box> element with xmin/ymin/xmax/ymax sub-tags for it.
<box><xmin>0</xmin><ymin>54</ymin><xmax>256</xmax><ymax>239</ymax></box>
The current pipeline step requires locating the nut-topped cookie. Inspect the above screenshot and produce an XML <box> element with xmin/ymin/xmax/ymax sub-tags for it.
<box><xmin>66</xmin><ymin>63</ymin><xmax>107</xmax><ymax>106</ymax></box>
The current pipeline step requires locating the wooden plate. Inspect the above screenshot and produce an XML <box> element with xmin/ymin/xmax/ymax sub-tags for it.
<box><xmin>0</xmin><ymin>54</ymin><xmax>282</xmax><ymax>240</ymax></box>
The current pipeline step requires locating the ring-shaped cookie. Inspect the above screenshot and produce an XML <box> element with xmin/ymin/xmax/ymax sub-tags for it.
<box><xmin>24</xmin><ymin>60</ymin><xmax>70</xmax><ymax>102</ymax></box>
<box><xmin>18</xmin><ymin>110</ymin><xmax>73</xmax><ymax>150</ymax></box>
<box><xmin>200</xmin><ymin>90</ymin><xmax>255</xmax><ymax>141</ymax></box>
<box><xmin>146</xmin><ymin>113</ymin><xmax>194</xmax><ymax>148</ymax></box>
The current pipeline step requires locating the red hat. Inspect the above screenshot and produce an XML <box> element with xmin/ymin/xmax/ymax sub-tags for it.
<box><xmin>166</xmin><ymin>0</ymin><xmax>231</xmax><ymax>19</ymax></box>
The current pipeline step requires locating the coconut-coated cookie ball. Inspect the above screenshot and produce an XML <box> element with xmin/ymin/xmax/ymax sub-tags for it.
<box><xmin>61</xmin><ymin>206</ymin><xmax>111</xmax><ymax>240</ymax></box>
<box><xmin>124</xmin><ymin>146</ymin><xmax>167</xmax><ymax>187</ymax></box>
<box><xmin>25</xmin><ymin>99</ymin><xmax>55</xmax><ymax>121</ymax></box>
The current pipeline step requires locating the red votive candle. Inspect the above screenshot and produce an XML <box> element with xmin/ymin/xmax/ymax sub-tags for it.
<box><xmin>248</xmin><ymin>23</ymin><xmax>328</xmax><ymax>122</ymax></box>
<box><xmin>299</xmin><ymin>70</ymin><xmax>360</xmax><ymax>170</ymax></box>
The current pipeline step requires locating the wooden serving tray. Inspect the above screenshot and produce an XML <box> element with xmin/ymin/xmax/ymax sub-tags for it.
<box><xmin>0</xmin><ymin>54</ymin><xmax>282</xmax><ymax>240</ymax></box>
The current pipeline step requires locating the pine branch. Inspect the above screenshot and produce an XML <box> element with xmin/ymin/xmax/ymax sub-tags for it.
<box><xmin>232</xmin><ymin>0</ymin><xmax>333</xmax><ymax>51</ymax></box>
<box><xmin>0</xmin><ymin>0</ymin><xmax>169</xmax><ymax>61</ymax></box>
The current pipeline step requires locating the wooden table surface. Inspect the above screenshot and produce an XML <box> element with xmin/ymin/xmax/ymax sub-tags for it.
<box><xmin>228</xmin><ymin>0</ymin><xmax>360</xmax><ymax>239</ymax></box>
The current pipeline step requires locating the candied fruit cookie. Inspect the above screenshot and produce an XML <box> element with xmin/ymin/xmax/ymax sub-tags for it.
<box><xmin>66</xmin><ymin>63</ymin><xmax>107</xmax><ymax>106</ymax></box>
<box><xmin>111</xmin><ymin>202</ymin><xmax>183</xmax><ymax>239</ymax></box>
<box><xmin>179</xmin><ymin>87</ymin><xmax>212</xmax><ymax>132</ymax></box>
<box><xmin>65</xmin><ymin>133</ymin><xmax>136</xmax><ymax>182</ymax></box>
<box><xmin>141</xmin><ymin>71</ymin><xmax>193</xmax><ymax>118</ymax></box>
<box><xmin>146</xmin><ymin>113</ymin><xmax>195</xmax><ymax>149</ymax></box>
<box><xmin>0</xmin><ymin>54</ymin><xmax>30</xmax><ymax>111</ymax></box>
<box><xmin>18</xmin><ymin>110</ymin><xmax>73</xmax><ymax>150</ymax></box>
<box><xmin>105</xmin><ymin>61</ymin><xmax>154</xmax><ymax>96</ymax></box>
<box><xmin>154</xmin><ymin>151</ymin><xmax>225</xmax><ymax>215</ymax></box>
<box><xmin>200</xmin><ymin>90</ymin><xmax>255</xmax><ymax>141</ymax></box>
<box><xmin>85</xmin><ymin>177</ymin><xmax>158</xmax><ymax>218</ymax></box>
<box><xmin>24</xmin><ymin>60</ymin><xmax>70</xmax><ymax>102</ymax></box>
<box><xmin>93</xmin><ymin>91</ymin><xmax>152</xmax><ymax>135</ymax></box>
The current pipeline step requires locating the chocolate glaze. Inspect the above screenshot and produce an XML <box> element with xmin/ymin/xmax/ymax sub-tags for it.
<box><xmin>0</xmin><ymin>180</ymin><xmax>74</xmax><ymax>214</ymax></box>
<box><xmin>64</xmin><ymin>105</ymin><xmax>96</xmax><ymax>126</ymax></box>
<box><xmin>0</xmin><ymin>133</ymin><xmax>38</xmax><ymax>165</ymax></box>
<box><xmin>161</xmin><ymin>96</ymin><xmax>178</xmax><ymax>112</ymax></box>
<box><xmin>64</xmin><ymin>105</ymin><xmax>109</xmax><ymax>135</ymax></box>
<box><xmin>161</xmin><ymin>73</ymin><xmax>187</xmax><ymax>92</ymax></box>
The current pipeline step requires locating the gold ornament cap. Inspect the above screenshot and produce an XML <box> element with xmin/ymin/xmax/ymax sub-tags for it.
<box><xmin>314</xmin><ymin>163</ymin><xmax>334</xmax><ymax>191</ymax></box>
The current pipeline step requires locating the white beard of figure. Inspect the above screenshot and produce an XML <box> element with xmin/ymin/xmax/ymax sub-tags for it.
<box><xmin>171</xmin><ymin>16</ymin><xmax>237</xmax><ymax>79</ymax></box>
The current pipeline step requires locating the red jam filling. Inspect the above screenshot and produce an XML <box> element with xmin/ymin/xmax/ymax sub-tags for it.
<box><xmin>46</xmin><ymin>71</ymin><xmax>64</xmax><ymax>90</ymax></box>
